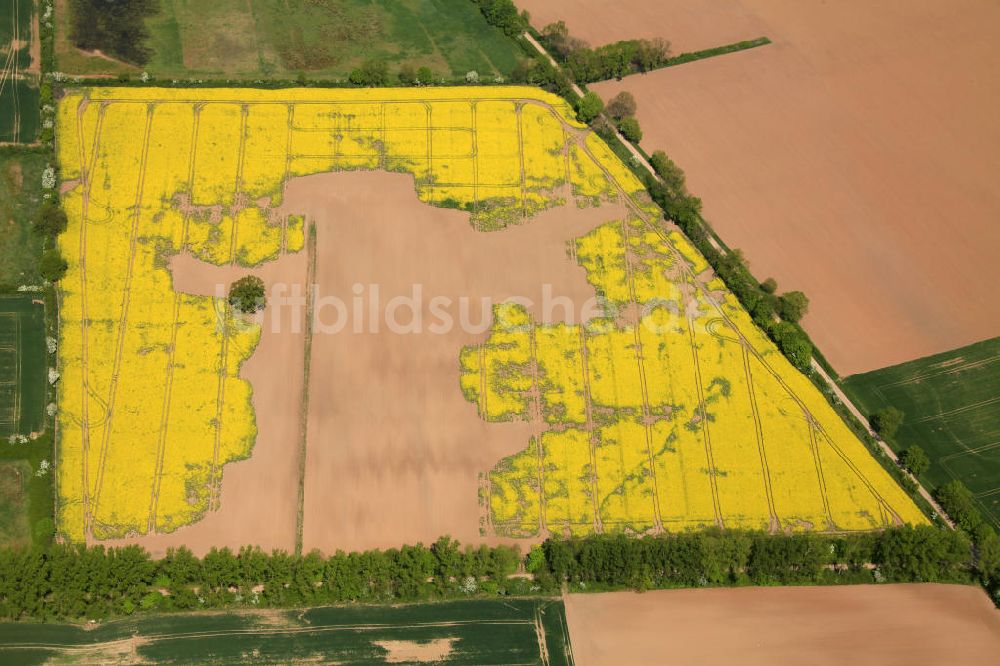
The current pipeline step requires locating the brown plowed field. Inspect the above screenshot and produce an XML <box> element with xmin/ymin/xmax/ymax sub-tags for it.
<box><xmin>548</xmin><ymin>0</ymin><xmax>1000</xmax><ymax>374</ymax></box>
<box><xmin>294</xmin><ymin>172</ymin><xmax>620</xmax><ymax>553</ymax></box>
<box><xmin>565</xmin><ymin>584</ymin><xmax>1000</xmax><ymax>666</ymax></box>
<box><xmin>102</xmin><ymin>171</ymin><xmax>622</xmax><ymax>555</ymax></box>
<box><xmin>518</xmin><ymin>0</ymin><xmax>768</xmax><ymax>52</ymax></box>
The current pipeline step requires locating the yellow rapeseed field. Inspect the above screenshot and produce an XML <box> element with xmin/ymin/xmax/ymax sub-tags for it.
<box><xmin>56</xmin><ymin>86</ymin><xmax>598</xmax><ymax>541</ymax></box>
<box><xmin>56</xmin><ymin>86</ymin><xmax>924</xmax><ymax>543</ymax></box>
<box><xmin>462</xmin><ymin>217</ymin><xmax>928</xmax><ymax>536</ymax></box>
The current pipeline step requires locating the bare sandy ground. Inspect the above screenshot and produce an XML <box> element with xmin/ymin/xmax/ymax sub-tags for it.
<box><xmin>565</xmin><ymin>584</ymin><xmax>1000</xmax><ymax>666</ymax></box>
<box><xmin>589</xmin><ymin>0</ymin><xmax>1000</xmax><ymax>374</ymax></box>
<box><xmin>518</xmin><ymin>0</ymin><xmax>767</xmax><ymax>52</ymax></box>
<box><xmin>295</xmin><ymin>172</ymin><xmax>622</xmax><ymax>553</ymax></box>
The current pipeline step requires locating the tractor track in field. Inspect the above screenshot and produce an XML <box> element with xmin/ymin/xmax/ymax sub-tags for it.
<box><xmin>90</xmin><ymin>106</ymin><xmax>155</xmax><ymax>530</ymax></box>
<box><xmin>148</xmin><ymin>106</ymin><xmax>203</xmax><ymax>533</ymax></box>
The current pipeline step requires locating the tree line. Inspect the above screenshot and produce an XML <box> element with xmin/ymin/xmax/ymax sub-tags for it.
<box><xmin>0</xmin><ymin>537</ymin><xmax>524</xmax><ymax>621</ymax></box>
<box><xmin>535</xmin><ymin>526</ymin><xmax>984</xmax><ymax>591</ymax></box>
<box><xmin>4</xmin><ymin>526</ymin><xmax>996</xmax><ymax>622</ymax></box>
<box><xmin>540</xmin><ymin>21</ymin><xmax>671</xmax><ymax>84</ymax></box>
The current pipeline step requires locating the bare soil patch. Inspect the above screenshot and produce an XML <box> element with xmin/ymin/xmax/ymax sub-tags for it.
<box><xmin>295</xmin><ymin>172</ymin><xmax>622</xmax><ymax>553</ymax></box>
<box><xmin>103</xmin><ymin>171</ymin><xmax>622</xmax><ymax>555</ymax></box>
<box><xmin>591</xmin><ymin>0</ymin><xmax>1000</xmax><ymax>373</ymax></box>
<box><xmin>564</xmin><ymin>584</ymin><xmax>1000</xmax><ymax>666</ymax></box>
<box><xmin>375</xmin><ymin>638</ymin><xmax>458</xmax><ymax>663</ymax></box>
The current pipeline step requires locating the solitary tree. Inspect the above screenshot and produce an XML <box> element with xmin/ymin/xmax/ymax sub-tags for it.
<box><xmin>228</xmin><ymin>276</ymin><xmax>266</xmax><ymax>314</ymax></box>
<box><xmin>416</xmin><ymin>66</ymin><xmax>434</xmax><ymax>85</ymax></box>
<box><xmin>576</xmin><ymin>91</ymin><xmax>604</xmax><ymax>124</ymax></box>
<box><xmin>606</xmin><ymin>91</ymin><xmax>637</xmax><ymax>120</ymax></box>
<box><xmin>778</xmin><ymin>290</ymin><xmax>810</xmax><ymax>323</ymax></box>
<box><xmin>870</xmin><ymin>406</ymin><xmax>904</xmax><ymax>440</ymax></box>
<box><xmin>901</xmin><ymin>445</ymin><xmax>930</xmax><ymax>478</ymax></box>
<box><xmin>617</xmin><ymin>116</ymin><xmax>643</xmax><ymax>143</ymax></box>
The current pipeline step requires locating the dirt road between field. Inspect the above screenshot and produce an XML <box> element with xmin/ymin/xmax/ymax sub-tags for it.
<box><xmin>587</xmin><ymin>0</ymin><xmax>1000</xmax><ymax>374</ymax></box>
<box><xmin>564</xmin><ymin>584</ymin><xmax>1000</xmax><ymax>665</ymax></box>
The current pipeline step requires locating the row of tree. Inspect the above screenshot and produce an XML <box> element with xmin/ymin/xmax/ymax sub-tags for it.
<box><xmin>3</xmin><ymin>526</ymin><xmax>991</xmax><ymax>622</ymax></box>
<box><xmin>934</xmin><ymin>480</ymin><xmax>1000</xmax><ymax>598</ymax></box>
<box><xmin>540</xmin><ymin>21</ymin><xmax>671</xmax><ymax>83</ymax></box>
<box><xmin>473</xmin><ymin>0</ymin><xmax>529</xmax><ymax>37</ymax></box>
<box><xmin>0</xmin><ymin>537</ymin><xmax>524</xmax><ymax>621</ymax></box>
<box><xmin>537</xmin><ymin>527</ymin><xmax>981</xmax><ymax>590</ymax></box>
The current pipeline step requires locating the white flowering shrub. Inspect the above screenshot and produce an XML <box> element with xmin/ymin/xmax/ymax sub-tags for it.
<box><xmin>41</xmin><ymin>166</ymin><xmax>56</xmax><ymax>189</ymax></box>
<box><xmin>46</xmin><ymin>337</ymin><xmax>57</xmax><ymax>354</ymax></box>
<box><xmin>48</xmin><ymin>368</ymin><xmax>60</xmax><ymax>385</ymax></box>
<box><xmin>465</xmin><ymin>71</ymin><xmax>480</xmax><ymax>83</ymax></box>
<box><xmin>460</xmin><ymin>576</ymin><xmax>478</xmax><ymax>594</ymax></box>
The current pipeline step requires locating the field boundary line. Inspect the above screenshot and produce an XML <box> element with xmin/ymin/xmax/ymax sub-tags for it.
<box><xmin>294</xmin><ymin>221</ymin><xmax>317</xmax><ymax>555</ymax></box>
<box><xmin>577</xmin><ymin>326</ymin><xmax>603</xmax><ymax>533</ymax></box>
<box><xmin>75</xmin><ymin>99</ymin><xmax>107</xmax><ymax>538</ymax></box>
<box><xmin>742</xmin><ymin>346</ymin><xmax>779</xmax><ymax>531</ymax></box>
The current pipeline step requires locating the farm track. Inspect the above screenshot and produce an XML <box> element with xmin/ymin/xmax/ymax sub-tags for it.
<box><xmin>148</xmin><ymin>107</ymin><xmax>203</xmax><ymax>533</ymax></box>
<box><xmin>293</xmin><ymin>223</ymin><xmax>317</xmax><ymax>555</ymax></box>
<box><xmin>618</xmin><ymin>219</ymin><xmax>665</xmax><ymax>533</ymax></box>
<box><xmin>90</xmin><ymin>106</ymin><xmax>154</xmax><ymax>529</ymax></box>
<box><xmin>75</xmin><ymin>101</ymin><xmax>107</xmax><ymax>537</ymax></box>
<box><xmin>207</xmin><ymin>104</ymin><xmax>252</xmax><ymax>513</ymax></box>
<box><xmin>741</xmin><ymin>347</ymin><xmax>779</xmax><ymax>530</ymax></box>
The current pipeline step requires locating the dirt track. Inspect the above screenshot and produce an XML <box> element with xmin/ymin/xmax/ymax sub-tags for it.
<box><xmin>564</xmin><ymin>0</ymin><xmax>1000</xmax><ymax>374</ymax></box>
<box><xmin>565</xmin><ymin>584</ymin><xmax>1000</xmax><ymax>666</ymax></box>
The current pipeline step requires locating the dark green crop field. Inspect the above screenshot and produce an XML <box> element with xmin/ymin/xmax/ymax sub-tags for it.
<box><xmin>0</xmin><ymin>0</ymin><xmax>40</xmax><ymax>143</ymax></box>
<box><xmin>0</xmin><ymin>598</ymin><xmax>575</xmax><ymax>665</ymax></box>
<box><xmin>843</xmin><ymin>336</ymin><xmax>1000</xmax><ymax>527</ymax></box>
<box><xmin>0</xmin><ymin>295</ymin><xmax>45</xmax><ymax>439</ymax></box>
<box><xmin>60</xmin><ymin>0</ymin><xmax>524</xmax><ymax>81</ymax></box>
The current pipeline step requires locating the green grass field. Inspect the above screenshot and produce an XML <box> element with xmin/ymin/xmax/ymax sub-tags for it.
<box><xmin>0</xmin><ymin>598</ymin><xmax>575</xmax><ymax>665</ymax></box>
<box><xmin>0</xmin><ymin>0</ymin><xmax>40</xmax><ymax>143</ymax></box>
<box><xmin>843</xmin><ymin>336</ymin><xmax>1000</xmax><ymax>527</ymax></box>
<box><xmin>0</xmin><ymin>460</ymin><xmax>31</xmax><ymax>547</ymax></box>
<box><xmin>0</xmin><ymin>295</ymin><xmax>46</xmax><ymax>438</ymax></box>
<box><xmin>58</xmin><ymin>0</ymin><xmax>524</xmax><ymax>80</ymax></box>
<box><xmin>0</xmin><ymin>152</ymin><xmax>46</xmax><ymax>288</ymax></box>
